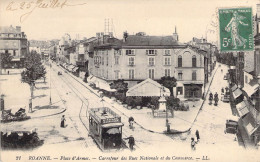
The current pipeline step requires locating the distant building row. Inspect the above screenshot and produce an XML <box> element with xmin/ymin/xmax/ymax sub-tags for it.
<box><xmin>51</xmin><ymin>30</ymin><xmax>217</xmax><ymax>99</ymax></box>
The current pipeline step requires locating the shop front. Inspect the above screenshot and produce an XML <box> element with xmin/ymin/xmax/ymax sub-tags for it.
<box><xmin>183</xmin><ymin>83</ymin><xmax>203</xmax><ymax>98</ymax></box>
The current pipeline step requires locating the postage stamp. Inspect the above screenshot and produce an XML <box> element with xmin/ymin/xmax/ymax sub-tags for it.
<box><xmin>218</xmin><ymin>7</ymin><xmax>254</xmax><ymax>52</ymax></box>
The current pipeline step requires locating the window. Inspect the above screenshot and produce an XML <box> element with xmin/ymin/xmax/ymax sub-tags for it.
<box><xmin>129</xmin><ymin>69</ymin><xmax>134</xmax><ymax>79</ymax></box>
<box><xmin>146</xmin><ymin>50</ymin><xmax>157</xmax><ymax>55</ymax></box>
<box><xmin>126</xmin><ymin>50</ymin><xmax>135</xmax><ymax>55</ymax></box>
<box><xmin>192</xmin><ymin>71</ymin><xmax>197</xmax><ymax>80</ymax></box>
<box><xmin>165</xmin><ymin>49</ymin><xmax>170</xmax><ymax>55</ymax></box>
<box><xmin>177</xmin><ymin>87</ymin><xmax>183</xmax><ymax>95</ymax></box>
<box><xmin>129</xmin><ymin>57</ymin><xmax>135</xmax><ymax>66</ymax></box>
<box><xmin>178</xmin><ymin>72</ymin><xmax>183</xmax><ymax>80</ymax></box>
<box><xmin>115</xmin><ymin>56</ymin><xmax>119</xmax><ymax>65</ymax></box>
<box><xmin>164</xmin><ymin>57</ymin><xmax>171</xmax><ymax>65</ymax></box>
<box><xmin>149</xmin><ymin>69</ymin><xmax>155</xmax><ymax>79</ymax></box>
<box><xmin>115</xmin><ymin>71</ymin><xmax>119</xmax><ymax>79</ymax></box>
<box><xmin>178</xmin><ymin>55</ymin><xmax>182</xmax><ymax>67</ymax></box>
<box><xmin>101</xmin><ymin>56</ymin><xmax>104</xmax><ymax>65</ymax></box>
<box><xmin>165</xmin><ymin>69</ymin><xmax>170</xmax><ymax>77</ymax></box>
<box><xmin>106</xmin><ymin>53</ymin><xmax>108</xmax><ymax>66</ymax></box>
<box><xmin>148</xmin><ymin>57</ymin><xmax>155</xmax><ymax>66</ymax></box>
<box><xmin>192</xmin><ymin>55</ymin><xmax>196</xmax><ymax>67</ymax></box>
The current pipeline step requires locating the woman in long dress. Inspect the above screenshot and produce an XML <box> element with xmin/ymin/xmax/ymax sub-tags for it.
<box><xmin>60</xmin><ymin>115</ymin><xmax>66</xmax><ymax>128</ymax></box>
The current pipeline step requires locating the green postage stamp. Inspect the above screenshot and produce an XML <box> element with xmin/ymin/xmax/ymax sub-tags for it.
<box><xmin>218</xmin><ymin>7</ymin><xmax>254</xmax><ymax>52</ymax></box>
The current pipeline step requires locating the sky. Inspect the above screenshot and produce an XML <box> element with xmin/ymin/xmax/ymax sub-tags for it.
<box><xmin>0</xmin><ymin>0</ymin><xmax>259</xmax><ymax>44</ymax></box>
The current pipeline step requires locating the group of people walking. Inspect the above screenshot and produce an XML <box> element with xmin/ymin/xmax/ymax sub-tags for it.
<box><xmin>209</xmin><ymin>92</ymin><xmax>219</xmax><ymax>106</ymax></box>
<box><xmin>191</xmin><ymin>130</ymin><xmax>200</xmax><ymax>150</ymax></box>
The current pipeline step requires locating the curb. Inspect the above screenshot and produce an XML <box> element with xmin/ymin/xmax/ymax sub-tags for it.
<box><xmin>31</xmin><ymin>108</ymin><xmax>66</xmax><ymax>119</ymax></box>
<box><xmin>189</xmin><ymin>65</ymin><xmax>219</xmax><ymax>130</ymax></box>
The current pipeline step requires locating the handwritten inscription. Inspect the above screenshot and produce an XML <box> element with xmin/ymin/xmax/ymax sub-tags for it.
<box><xmin>6</xmin><ymin>0</ymin><xmax>86</xmax><ymax>23</ymax></box>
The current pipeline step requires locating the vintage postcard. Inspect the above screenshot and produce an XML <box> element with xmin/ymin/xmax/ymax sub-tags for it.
<box><xmin>0</xmin><ymin>0</ymin><xmax>260</xmax><ymax>162</ymax></box>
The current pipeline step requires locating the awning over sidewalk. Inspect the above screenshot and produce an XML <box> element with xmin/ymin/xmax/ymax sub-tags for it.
<box><xmin>72</xmin><ymin>67</ymin><xmax>79</xmax><ymax>72</ymax></box>
<box><xmin>242</xmin><ymin>113</ymin><xmax>259</xmax><ymax>136</ymax></box>
<box><xmin>67</xmin><ymin>65</ymin><xmax>75</xmax><ymax>72</ymax></box>
<box><xmin>232</xmin><ymin>88</ymin><xmax>243</xmax><ymax>99</ymax></box>
<box><xmin>126</xmin><ymin>78</ymin><xmax>170</xmax><ymax>97</ymax></box>
<box><xmin>231</xmin><ymin>85</ymin><xmax>238</xmax><ymax>92</ymax></box>
<box><xmin>243</xmin><ymin>79</ymin><xmax>260</xmax><ymax>97</ymax></box>
<box><xmin>236</xmin><ymin>101</ymin><xmax>249</xmax><ymax>117</ymax></box>
<box><xmin>87</xmin><ymin>76</ymin><xmax>116</xmax><ymax>92</ymax></box>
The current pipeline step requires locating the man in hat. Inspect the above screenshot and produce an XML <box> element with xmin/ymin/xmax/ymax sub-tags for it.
<box><xmin>124</xmin><ymin>135</ymin><xmax>135</xmax><ymax>151</ymax></box>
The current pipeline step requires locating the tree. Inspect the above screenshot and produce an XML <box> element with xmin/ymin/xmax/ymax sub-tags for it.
<box><xmin>109</xmin><ymin>79</ymin><xmax>128</xmax><ymax>93</ymax></box>
<box><xmin>21</xmin><ymin>51</ymin><xmax>46</xmax><ymax>112</ymax></box>
<box><xmin>0</xmin><ymin>52</ymin><xmax>13</xmax><ymax>74</ymax></box>
<box><xmin>158</xmin><ymin>76</ymin><xmax>177</xmax><ymax>96</ymax></box>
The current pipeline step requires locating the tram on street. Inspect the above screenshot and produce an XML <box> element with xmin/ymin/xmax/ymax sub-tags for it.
<box><xmin>89</xmin><ymin>107</ymin><xmax>125</xmax><ymax>151</ymax></box>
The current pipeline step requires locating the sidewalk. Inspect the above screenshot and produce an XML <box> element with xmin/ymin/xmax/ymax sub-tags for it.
<box><xmin>0</xmin><ymin>67</ymin><xmax>66</xmax><ymax>119</ymax></box>
<box><xmin>58</xmin><ymin>62</ymin><xmax>220</xmax><ymax>134</ymax></box>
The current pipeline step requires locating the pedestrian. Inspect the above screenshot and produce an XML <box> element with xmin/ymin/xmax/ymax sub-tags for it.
<box><xmin>7</xmin><ymin>71</ymin><xmax>9</xmax><ymax>75</ymax></box>
<box><xmin>129</xmin><ymin>117</ymin><xmax>134</xmax><ymax>130</ymax></box>
<box><xmin>60</xmin><ymin>115</ymin><xmax>66</xmax><ymax>128</ymax></box>
<box><xmin>191</xmin><ymin>137</ymin><xmax>197</xmax><ymax>151</ymax></box>
<box><xmin>195</xmin><ymin>130</ymin><xmax>200</xmax><ymax>142</ymax></box>
<box><xmin>124</xmin><ymin>135</ymin><xmax>135</xmax><ymax>151</ymax></box>
<box><xmin>221</xmin><ymin>88</ymin><xmax>224</xmax><ymax>94</ymax></box>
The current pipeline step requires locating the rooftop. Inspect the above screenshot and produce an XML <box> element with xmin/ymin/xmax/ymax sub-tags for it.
<box><xmin>122</xmin><ymin>35</ymin><xmax>179</xmax><ymax>46</ymax></box>
<box><xmin>0</xmin><ymin>26</ymin><xmax>22</xmax><ymax>34</ymax></box>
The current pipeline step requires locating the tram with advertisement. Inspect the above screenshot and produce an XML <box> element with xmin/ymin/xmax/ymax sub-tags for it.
<box><xmin>89</xmin><ymin>107</ymin><xmax>125</xmax><ymax>151</ymax></box>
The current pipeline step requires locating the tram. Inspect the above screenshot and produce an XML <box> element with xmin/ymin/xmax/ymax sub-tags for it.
<box><xmin>89</xmin><ymin>107</ymin><xmax>125</xmax><ymax>150</ymax></box>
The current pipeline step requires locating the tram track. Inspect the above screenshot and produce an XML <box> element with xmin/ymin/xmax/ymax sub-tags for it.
<box><xmin>51</xmin><ymin>65</ymin><xmax>142</xmax><ymax>151</ymax></box>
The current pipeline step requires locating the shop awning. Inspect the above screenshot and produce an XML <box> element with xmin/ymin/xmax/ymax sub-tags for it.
<box><xmin>242</xmin><ymin>113</ymin><xmax>259</xmax><ymax>136</ymax></box>
<box><xmin>98</xmin><ymin>81</ymin><xmax>117</xmax><ymax>92</ymax></box>
<box><xmin>72</xmin><ymin>67</ymin><xmax>79</xmax><ymax>72</ymax></box>
<box><xmin>126</xmin><ymin>78</ymin><xmax>170</xmax><ymax>97</ymax></box>
<box><xmin>232</xmin><ymin>88</ymin><xmax>242</xmax><ymax>99</ymax></box>
<box><xmin>231</xmin><ymin>85</ymin><xmax>238</xmax><ymax>92</ymax></box>
<box><xmin>88</xmin><ymin>76</ymin><xmax>116</xmax><ymax>92</ymax></box>
<box><xmin>243</xmin><ymin>79</ymin><xmax>260</xmax><ymax>97</ymax></box>
<box><xmin>68</xmin><ymin>65</ymin><xmax>75</xmax><ymax>72</ymax></box>
<box><xmin>236</xmin><ymin>101</ymin><xmax>249</xmax><ymax>117</ymax></box>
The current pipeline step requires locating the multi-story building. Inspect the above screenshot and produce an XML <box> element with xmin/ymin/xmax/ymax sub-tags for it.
<box><xmin>173</xmin><ymin>46</ymin><xmax>206</xmax><ymax>99</ymax></box>
<box><xmin>0</xmin><ymin>25</ymin><xmax>29</xmax><ymax>68</ymax></box>
<box><xmin>89</xmin><ymin>32</ymin><xmax>206</xmax><ymax>99</ymax></box>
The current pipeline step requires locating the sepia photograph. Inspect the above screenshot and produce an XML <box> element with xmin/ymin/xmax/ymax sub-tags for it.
<box><xmin>0</xmin><ymin>0</ymin><xmax>260</xmax><ymax>161</ymax></box>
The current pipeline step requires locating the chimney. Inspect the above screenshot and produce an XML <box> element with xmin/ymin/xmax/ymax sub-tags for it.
<box><xmin>16</xmin><ymin>26</ymin><xmax>21</xmax><ymax>32</ymax></box>
<box><xmin>109</xmin><ymin>32</ymin><xmax>113</xmax><ymax>38</ymax></box>
<box><xmin>123</xmin><ymin>31</ymin><xmax>128</xmax><ymax>42</ymax></box>
<box><xmin>101</xmin><ymin>32</ymin><xmax>104</xmax><ymax>44</ymax></box>
<box><xmin>172</xmin><ymin>26</ymin><xmax>179</xmax><ymax>41</ymax></box>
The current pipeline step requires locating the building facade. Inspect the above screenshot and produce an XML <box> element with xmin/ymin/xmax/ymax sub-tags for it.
<box><xmin>0</xmin><ymin>25</ymin><xmax>29</xmax><ymax>68</ymax></box>
<box><xmin>173</xmin><ymin>46</ymin><xmax>205</xmax><ymax>99</ymax></box>
<box><xmin>89</xmin><ymin>32</ymin><xmax>206</xmax><ymax>99</ymax></box>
